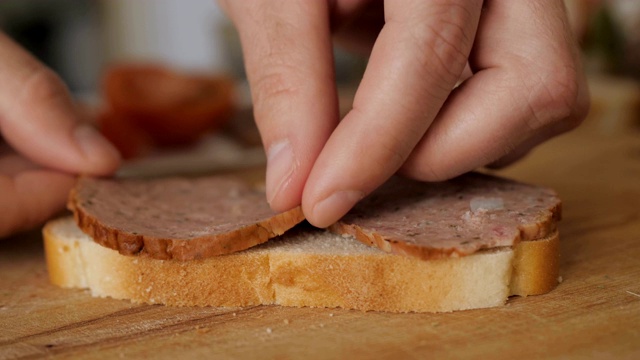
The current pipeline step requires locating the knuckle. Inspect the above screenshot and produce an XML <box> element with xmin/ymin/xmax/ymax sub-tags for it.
<box><xmin>413</xmin><ymin>21</ymin><xmax>469</xmax><ymax>84</ymax></box>
<box><xmin>545</xmin><ymin>68</ymin><xmax>579</xmax><ymax>116</ymax></box>
<box><xmin>251</xmin><ymin>62</ymin><xmax>303</xmax><ymax>115</ymax></box>
<box><xmin>395</xmin><ymin>2</ymin><xmax>474</xmax><ymax>86</ymax></box>
<box><xmin>525</xmin><ymin>64</ymin><xmax>586</xmax><ymax>131</ymax></box>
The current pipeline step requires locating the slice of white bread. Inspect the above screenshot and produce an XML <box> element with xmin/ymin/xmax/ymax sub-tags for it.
<box><xmin>44</xmin><ymin>217</ymin><xmax>559</xmax><ymax>313</ymax></box>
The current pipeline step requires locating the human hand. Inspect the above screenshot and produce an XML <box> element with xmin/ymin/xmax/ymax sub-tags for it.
<box><xmin>0</xmin><ymin>33</ymin><xmax>120</xmax><ymax>238</ymax></box>
<box><xmin>220</xmin><ymin>0</ymin><xmax>590</xmax><ymax>228</ymax></box>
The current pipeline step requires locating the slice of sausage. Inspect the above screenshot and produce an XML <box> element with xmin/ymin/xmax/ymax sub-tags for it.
<box><xmin>329</xmin><ymin>173</ymin><xmax>561</xmax><ymax>260</ymax></box>
<box><xmin>68</xmin><ymin>176</ymin><xmax>304</xmax><ymax>260</ymax></box>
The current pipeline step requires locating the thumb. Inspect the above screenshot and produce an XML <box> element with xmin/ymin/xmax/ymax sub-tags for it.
<box><xmin>0</xmin><ymin>33</ymin><xmax>120</xmax><ymax>176</ymax></box>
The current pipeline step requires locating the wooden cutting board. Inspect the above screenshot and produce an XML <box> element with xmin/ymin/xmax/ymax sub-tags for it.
<box><xmin>1</xmin><ymin>123</ymin><xmax>639</xmax><ymax>359</ymax></box>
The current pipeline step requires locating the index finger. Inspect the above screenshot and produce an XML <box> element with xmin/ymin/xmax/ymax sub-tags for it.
<box><xmin>221</xmin><ymin>0</ymin><xmax>339</xmax><ymax>212</ymax></box>
<box><xmin>302</xmin><ymin>0</ymin><xmax>482</xmax><ymax>227</ymax></box>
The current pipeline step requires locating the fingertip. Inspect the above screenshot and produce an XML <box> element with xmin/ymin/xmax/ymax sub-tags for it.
<box><xmin>304</xmin><ymin>189</ymin><xmax>364</xmax><ymax>228</ymax></box>
<box><xmin>0</xmin><ymin>34</ymin><xmax>121</xmax><ymax>177</ymax></box>
<box><xmin>265</xmin><ymin>139</ymin><xmax>297</xmax><ymax>206</ymax></box>
<box><xmin>73</xmin><ymin>125</ymin><xmax>122</xmax><ymax>175</ymax></box>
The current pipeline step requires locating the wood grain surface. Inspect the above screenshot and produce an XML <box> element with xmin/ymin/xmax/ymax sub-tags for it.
<box><xmin>1</xmin><ymin>114</ymin><xmax>640</xmax><ymax>359</ymax></box>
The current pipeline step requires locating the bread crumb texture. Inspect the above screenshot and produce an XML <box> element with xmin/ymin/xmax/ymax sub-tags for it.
<box><xmin>44</xmin><ymin>218</ymin><xmax>559</xmax><ymax>313</ymax></box>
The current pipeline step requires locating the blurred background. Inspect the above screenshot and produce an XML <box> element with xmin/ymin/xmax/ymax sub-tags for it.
<box><xmin>0</xmin><ymin>0</ymin><xmax>639</xmax><ymax>173</ymax></box>
<box><xmin>0</xmin><ymin>0</ymin><xmax>366</xmax><ymax>93</ymax></box>
<box><xmin>0</xmin><ymin>0</ymin><xmax>230</xmax><ymax>92</ymax></box>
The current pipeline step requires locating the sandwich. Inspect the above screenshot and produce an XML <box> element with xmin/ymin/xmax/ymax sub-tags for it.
<box><xmin>43</xmin><ymin>173</ymin><xmax>561</xmax><ymax>313</ymax></box>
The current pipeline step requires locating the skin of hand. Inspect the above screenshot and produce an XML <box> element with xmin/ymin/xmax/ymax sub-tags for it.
<box><xmin>219</xmin><ymin>0</ymin><xmax>590</xmax><ymax>228</ymax></box>
<box><xmin>0</xmin><ymin>33</ymin><xmax>121</xmax><ymax>238</ymax></box>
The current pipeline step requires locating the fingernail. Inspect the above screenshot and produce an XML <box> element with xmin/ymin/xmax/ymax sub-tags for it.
<box><xmin>266</xmin><ymin>139</ymin><xmax>296</xmax><ymax>205</ymax></box>
<box><xmin>74</xmin><ymin>125</ymin><xmax>120</xmax><ymax>160</ymax></box>
<box><xmin>312</xmin><ymin>190</ymin><xmax>364</xmax><ymax>228</ymax></box>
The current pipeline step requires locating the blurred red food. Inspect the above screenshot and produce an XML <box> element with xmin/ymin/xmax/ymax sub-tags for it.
<box><xmin>98</xmin><ymin>64</ymin><xmax>235</xmax><ymax>157</ymax></box>
<box><xmin>98</xmin><ymin>110</ymin><xmax>155</xmax><ymax>159</ymax></box>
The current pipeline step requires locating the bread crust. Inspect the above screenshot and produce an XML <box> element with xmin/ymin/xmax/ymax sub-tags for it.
<box><xmin>510</xmin><ymin>233</ymin><xmax>561</xmax><ymax>296</ymax></box>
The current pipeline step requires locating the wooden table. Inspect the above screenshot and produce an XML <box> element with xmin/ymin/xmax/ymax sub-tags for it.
<box><xmin>1</xmin><ymin>120</ymin><xmax>639</xmax><ymax>359</ymax></box>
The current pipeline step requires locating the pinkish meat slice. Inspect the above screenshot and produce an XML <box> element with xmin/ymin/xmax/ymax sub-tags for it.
<box><xmin>68</xmin><ymin>176</ymin><xmax>304</xmax><ymax>260</ymax></box>
<box><xmin>329</xmin><ymin>173</ymin><xmax>561</xmax><ymax>259</ymax></box>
